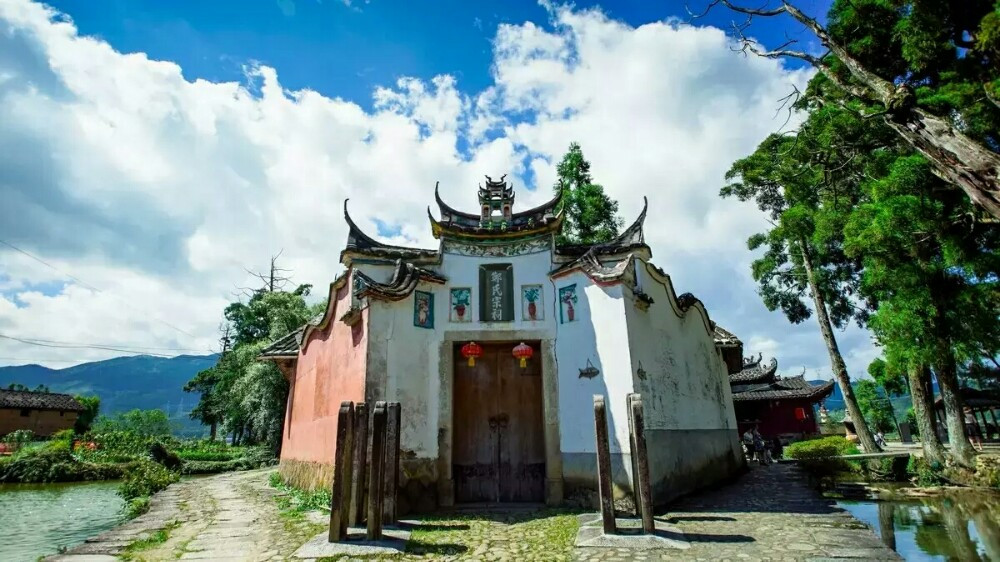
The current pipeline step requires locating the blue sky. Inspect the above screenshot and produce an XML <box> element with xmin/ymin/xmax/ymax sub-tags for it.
<box><xmin>0</xmin><ymin>0</ymin><xmax>876</xmax><ymax>379</ymax></box>
<box><xmin>46</xmin><ymin>0</ymin><xmax>826</xmax><ymax>110</ymax></box>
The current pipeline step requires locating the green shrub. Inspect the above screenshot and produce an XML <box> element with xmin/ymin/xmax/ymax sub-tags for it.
<box><xmin>118</xmin><ymin>461</ymin><xmax>179</xmax><ymax>501</ymax></box>
<box><xmin>784</xmin><ymin>436</ymin><xmax>860</xmax><ymax>478</ymax></box>
<box><xmin>907</xmin><ymin>457</ymin><xmax>945</xmax><ymax>486</ymax></box>
<box><xmin>0</xmin><ymin>444</ymin><xmax>129</xmax><ymax>483</ymax></box>
<box><xmin>122</xmin><ymin>497</ymin><xmax>152</xmax><ymax>519</ymax></box>
<box><xmin>784</xmin><ymin>436</ymin><xmax>859</xmax><ymax>459</ymax></box>
<box><xmin>2</xmin><ymin>429</ymin><xmax>34</xmax><ymax>446</ymax></box>
<box><xmin>175</xmin><ymin>449</ymin><xmax>240</xmax><ymax>462</ymax></box>
<box><xmin>51</xmin><ymin>428</ymin><xmax>76</xmax><ymax>443</ymax></box>
<box><xmin>180</xmin><ymin>447</ymin><xmax>276</xmax><ymax>475</ymax></box>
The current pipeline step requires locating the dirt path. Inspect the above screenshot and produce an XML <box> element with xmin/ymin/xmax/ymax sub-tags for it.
<box><xmin>50</xmin><ymin>469</ymin><xmax>320</xmax><ymax>562</ymax></box>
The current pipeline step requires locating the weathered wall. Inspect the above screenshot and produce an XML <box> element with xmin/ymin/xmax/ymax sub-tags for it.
<box><xmin>0</xmin><ymin>408</ymin><xmax>78</xmax><ymax>437</ymax></box>
<box><xmin>365</xmin><ymin>248</ymin><xmax>559</xmax><ymax>459</ymax></box>
<box><xmin>552</xmin><ymin>273</ymin><xmax>637</xmax><ymax>495</ymax></box>
<box><xmin>625</xmin><ymin>260</ymin><xmax>743</xmax><ymax>505</ymax></box>
<box><xmin>279</xmin><ymin>277</ymin><xmax>368</xmax><ymax>491</ymax></box>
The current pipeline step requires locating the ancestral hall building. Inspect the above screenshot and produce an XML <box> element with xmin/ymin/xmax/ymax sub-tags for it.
<box><xmin>262</xmin><ymin>176</ymin><xmax>745</xmax><ymax>511</ymax></box>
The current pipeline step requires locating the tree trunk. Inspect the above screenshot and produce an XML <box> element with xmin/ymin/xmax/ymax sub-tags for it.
<box><xmin>799</xmin><ymin>239</ymin><xmax>881</xmax><ymax>453</ymax></box>
<box><xmin>770</xmin><ymin>2</ymin><xmax>1000</xmax><ymax>220</ymax></box>
<box><xmin>933</xmin><ymin>352</ymin><xmax>976</xmax><ymax>466</ymax></box>
<box><xmin>209</xmin><ymin>421</ymin><xmax>217</xmax><ymax>442</ymax></box>
<box><xmin>908</xmin><ymin>364</ymin><xmax>945</xmax><ymax>465</ymax></box>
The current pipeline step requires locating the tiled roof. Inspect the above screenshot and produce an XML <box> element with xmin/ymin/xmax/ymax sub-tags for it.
<box><xmin>730</xmin><ymin>356</ymin><xmax>778</xmax><ymax>384</ymax></box>
<box><xmin>0</xmin><ymin>389</ymin><xmax>84</xmax><ymax>412</ymax></box>
<box><xmin>258</xmin><ymin>312</ymin><xmax>325</xmax><ymax>359</ymax></box>
<box><xmin>354</xmin><ymin>259</ymin><xmax>447</xmax><ymax>301</ymax></box>
<box><xmin>712</xmin><ymin>324</ymin><xmax>742</xmax><ymax>347</ymax></box>
<box><xmin>258</xmin><ymin>327</ymin><xmax>305</xmax><ymax>358</ymax></box>
<box><xmin>342</xmin><ymin>200</ymin><xmax>439</xmax><ymax>262</ymax></box>
<box><xmin>731</xmin><ymin>376</ymin><xmax>835</xmax><ymax>402</ymax></box>
<box><xmin>433</xmin><ymin>181</ymin><xmax>564</xmax><ymax>234</ymax></box>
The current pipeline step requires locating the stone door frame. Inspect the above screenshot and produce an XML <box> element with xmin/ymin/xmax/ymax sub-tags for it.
<box><xmin>437</xmin><ymin>329</ymin><xmax>563</xmax><ymax>506</ymax></box>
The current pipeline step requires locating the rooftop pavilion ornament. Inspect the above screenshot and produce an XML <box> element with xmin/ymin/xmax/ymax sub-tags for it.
<box><xmin>479</xmin><ymin>174</ymin><xmax>514</xmax><ymax>226</ymax></box>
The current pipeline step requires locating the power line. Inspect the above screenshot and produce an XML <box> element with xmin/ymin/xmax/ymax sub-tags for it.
<box><xmin>0</xmin><ymin>334</ymin><xmax>175</xmax><ymax>358</ymax></box>
<box><xmin>0</xmin><ymin>238</ymin><xmax>210</xmax><ymax>349</ymax></box>
<box><xmin>0</xmin><ymin>335</ymin><xmax>207</xmax><ymax>353</ymax></box>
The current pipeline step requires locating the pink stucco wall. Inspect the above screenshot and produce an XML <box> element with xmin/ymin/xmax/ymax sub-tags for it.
<box><xmin>280</xmin><ymin>277</ymin><xmax>368</xmax><ymax>465</ymax></box>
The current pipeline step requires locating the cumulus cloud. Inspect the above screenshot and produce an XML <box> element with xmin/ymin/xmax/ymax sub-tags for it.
<box><xmin>0</xmin><ymin>0</ymin><xmax>877</xmax><ymax>378</ymax></box>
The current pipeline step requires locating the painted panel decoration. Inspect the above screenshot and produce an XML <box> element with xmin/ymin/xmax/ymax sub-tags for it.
<box><xmin>413</xmin><ymin>290</ymin><xmax>434</xmax><ymax>329</ymax></box>
<box><xmin>558</xmin><ymin>284</ymin><xmax>578</xmax><ymax>324</ymax></box>
<box><xmin>478</xmin><ymin>264</ymin><xmax>514</xmax><ymax>322</ymax></box>
<box><xmin>521</xmin><ymin>285</ymin><xmax>543</xmax><ymax>321</ymax></box>
<box><xmin>450</xmin><ymin>287</ymin><xmax>472</xmax><ymax>322</ymax></box>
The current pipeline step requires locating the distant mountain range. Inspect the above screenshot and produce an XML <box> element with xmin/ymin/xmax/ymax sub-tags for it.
<box><xmin>0</xmin><ymin>354</ymin><xmax>219</xmax><ymax>436</ymax></box>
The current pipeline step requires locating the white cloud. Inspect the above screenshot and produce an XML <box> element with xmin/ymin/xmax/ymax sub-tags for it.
<box><xmin>0</xmin><ymin>0</ymin><xmax>878</xmax><ymax>377</ymax></box>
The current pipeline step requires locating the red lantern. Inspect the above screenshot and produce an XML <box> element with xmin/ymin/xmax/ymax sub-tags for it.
<box><xmin>794</xmin><ymin>407</ymin><xmax>806</xmax><ymax>421</ymax></box>
<box><xmin>512</xmin><ymin>342</ymin><xmax>533</xmax><ymax>368</ymax></box>
<box><xmin>461</xmin><ymin>341</ymin><xmax>483</xmax><ymax>366</ymax></box>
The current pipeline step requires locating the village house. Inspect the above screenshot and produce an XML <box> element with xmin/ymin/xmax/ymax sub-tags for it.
<box><xmin>261</xmin><ymin>176</ymin><xmax>747</xmax><ymax>512</ymax></box>
<box><xmin>0</xmin><ymin>388</ymin><xmax>84</xmax><ymax>437</ymax></box>
<box><xmin>729</xmin><ymin>354</ymin><xmax>835</xmax><ymax>442</ymax></box>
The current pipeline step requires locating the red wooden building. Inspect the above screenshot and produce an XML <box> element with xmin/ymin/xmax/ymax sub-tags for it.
<box><xmin>729</xmin><ymin>354</ymin><xmax>834</xmax><ymax>442</ymax></box>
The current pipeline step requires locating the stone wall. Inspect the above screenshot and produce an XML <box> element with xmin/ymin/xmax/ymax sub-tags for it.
<box><xmin>0</xmin><ymin>408</ymin><xmax>77</xmax><ymax>437</ymax></box>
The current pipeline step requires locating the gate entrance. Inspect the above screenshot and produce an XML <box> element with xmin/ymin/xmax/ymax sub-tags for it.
<box><xmin>452</xmin><ymin>341</ymin><xmax>545</xmax><ymax>503</ymax></box>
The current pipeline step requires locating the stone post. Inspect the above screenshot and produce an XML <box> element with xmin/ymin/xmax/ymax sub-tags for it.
<box><xmin>367</xmin><ymin>401</ymin><xmax>388</xmax><ymax>540</ymax></box>
<box><xmin>383</xmin><ymin>402</ymin><xmax>401</xmax><ymax>525</ymax></box>
<box><xmin>626</xmin><ymin>393</ymin><xmax>642</xmax><ymax>518</ymax></box>
<box><xmin>328</xmin><ymin>401</ymin><xmax>354</xmax><ymax>542</ymax></box>
<box><xmin>629</xmin><ymin>393</ymin><xmax>655</xmax><ymax>534</ymax></box>
<box><xmin>349</xmin><ymin>402</ymin><xmax>368</xmax><ymax>527</ymax></box>
<box><xmin>593</xmin><ymin>395</ymin><xmax>616</xmax><ymax>535</ymax></box>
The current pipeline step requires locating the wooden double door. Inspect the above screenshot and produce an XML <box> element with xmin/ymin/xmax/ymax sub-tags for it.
<box><xmin>452</xmin><ymin>341</ymin><xmax>545</xmax><ymax>503</ymax></box>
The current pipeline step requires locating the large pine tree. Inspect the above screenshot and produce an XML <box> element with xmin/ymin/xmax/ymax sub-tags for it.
<box><xmin>554</xmin><ymin>143</ymin><xmax>623</xmax><ymax>245</ymax></box>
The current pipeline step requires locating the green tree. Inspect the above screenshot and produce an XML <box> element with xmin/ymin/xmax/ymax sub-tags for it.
<box><xmin>93</xmin><ymin>409</ymin><xmax>172</xmax><ymax>437</ymax></box>
<box><xmin>73</xmin><ymin>395</ymin><xmax>100</xmax><ymax>434</ymax></box>
<box><xmin>855</xmin><ymin>379</ymin><xmax>896</xmax><ymax>434</ymax></box>
<box><xmin>843</xmin><ymin>152</ymin><xmax>999</xmax><ymax>466</ymax></box>
<box><xmin>553</xmin><ymin>143</ymin><xmax>623</xmax><ymax>245</ymax></box>
<box><xmin>185</xmin><ymin>263</ymin><xmax>314</xmax><ymax>451</ymax></box>
<box><xmin>721</xmin><ymin>104</ymin><xmax>883</xmax><ymax>453</ymax></box>
<box><xmin>6</xmin><ymin>383</ymin><xmax>50</xmax><ymax>393</ymax></box>
<box><xmin>704</xmin><ymin>0</ymin><xmax>1000</xmax><ymax>219</ymax></box>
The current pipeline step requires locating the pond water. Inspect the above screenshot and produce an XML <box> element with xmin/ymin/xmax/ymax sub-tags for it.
<box><xmin>0</xmin><ymin>480</ymin><xmax>124</xmax><ymax>562</ymax></box>
<box><xmin>838</xmin><ymin>491</ymin><xmax>1000</xmax><ymax>561</ymax></box>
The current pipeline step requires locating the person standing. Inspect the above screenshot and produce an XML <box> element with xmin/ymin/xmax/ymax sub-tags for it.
<box><xmin>964</xmin><ymin>407</ymin><xmax>984</xmax><ymax>452</ymax></box>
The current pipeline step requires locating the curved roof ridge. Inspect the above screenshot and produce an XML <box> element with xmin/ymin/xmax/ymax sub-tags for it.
<box><xmin>512</xmin><ymin>188</ymin><xmax>563</xmax><ymax>220</ymax></box>
<box><xmin>611</xmin><ymin>196</ymin><xmax>647</xmax><ymax>246</ymax></box>
<box><xmin>435</xmin><ymin>182</ymin><xmax>479</xmax><ymax>220</ymax></box>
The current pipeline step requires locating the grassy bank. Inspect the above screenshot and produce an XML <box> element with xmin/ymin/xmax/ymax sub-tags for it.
<box><xmin>1</xmin><ymin>429</ymin><xmax>276</xmax><ymax>519</ymax></box>
<box><xmin>784</xmin><ymin>435</ymin><xmax>1000</xmax><ymax>488</ymax></box>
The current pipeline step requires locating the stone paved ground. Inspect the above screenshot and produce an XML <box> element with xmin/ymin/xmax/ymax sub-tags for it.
<box><xmin>49</xmin><ymin>469</ymin><xmax>322</xmax><ymax>562</ymax></box>
<box><xmin>49</xmin><ymin>464</ymin><xmax>898</xmax><ymax>561</ymax></box>
<box><xmin>574</xmin><ymin>463</ymin><xmax>901</xmax><ymax>562</ymax></box>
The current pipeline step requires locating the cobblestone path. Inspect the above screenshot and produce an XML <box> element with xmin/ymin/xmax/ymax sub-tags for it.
<box><xmin>574</xmin><ymin>463</ymin><xmax>901</xmax><ymax>562</ymax></box>
<box><xmin>49</xmin><ymin>469</ymin><xmax>321</xmax><ymax>562</ymax></box>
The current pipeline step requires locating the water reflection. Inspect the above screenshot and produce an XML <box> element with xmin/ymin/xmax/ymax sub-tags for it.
<box><xmin>839</xmin><ymin>491</ymin><xmax>1000</xmax><ymax>561</ymax></box>
<box><xmin>0</xmin><ymin>480</ymin><xmax>124</xmax><ymax>562</ymax></box>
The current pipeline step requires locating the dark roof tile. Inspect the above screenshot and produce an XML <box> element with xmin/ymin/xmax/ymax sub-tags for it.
<box><xmin>0</xmin><ymin>389</ymin><xmax>84</xmax><ymax>412</ymax></box>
